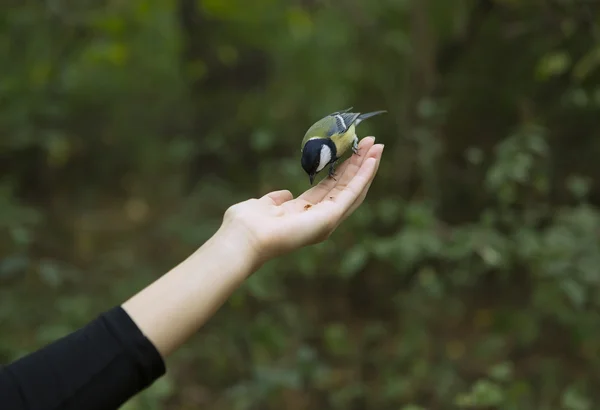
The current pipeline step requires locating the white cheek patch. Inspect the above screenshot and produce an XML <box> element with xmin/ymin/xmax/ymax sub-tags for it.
<box><xmin>316</xmin><ymin>145</ymin><xmax>332</xmax><ymax>172</ymax></box>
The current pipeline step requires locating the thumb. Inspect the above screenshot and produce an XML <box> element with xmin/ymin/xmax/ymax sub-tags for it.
<box><xmin>260</xmin><ymin>190</ymin><xmax>294</xmax><ymax>206</ymax></box>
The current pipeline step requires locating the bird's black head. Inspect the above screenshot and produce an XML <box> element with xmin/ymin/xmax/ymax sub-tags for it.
<box><xmin>301</xmin><ymin>139</ymin><xmax>336</xmax><ymax>185</ymax></box>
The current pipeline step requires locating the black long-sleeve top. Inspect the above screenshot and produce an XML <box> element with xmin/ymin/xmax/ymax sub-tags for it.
<box><xmin>0</xmin><ymin>306</ymin><xmax>166</xmax><ymax>410</ymax></box>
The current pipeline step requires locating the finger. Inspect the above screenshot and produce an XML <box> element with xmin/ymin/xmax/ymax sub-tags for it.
<box><xmin>299</xmin><ymin>136</ymin><xmax>376</xmax><ymax>204</ymax></box>
<box><xmin>260</xmin><ymin>189</ymin><xmax>294</xmax><ymax>206</ymax></box>
<box><xmin>330</xmin><ymin>157</ymin><xmax>378</xmax><ymax>217</ymax></box>
<box><xmin>338</xmin><ymin>145</ymin><xmax>384</xmax><ymax>224</ymax></box>
<box><xmin>326</xmin><ymin>142</ymin><xmax>383</xmax><ymax>201</ymax></box>
<box><xmin>328</xmin><ymin>137</ymin><xmax>377</xmax><ymax>191</ymax></box>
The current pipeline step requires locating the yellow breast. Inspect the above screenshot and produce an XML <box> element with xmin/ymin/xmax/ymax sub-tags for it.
<box><xmin>330</xmin><ymin>124</ymin><xmax>356</xmax><ymax>158</ymax></box>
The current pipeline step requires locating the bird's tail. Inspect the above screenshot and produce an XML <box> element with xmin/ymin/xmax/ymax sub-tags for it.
<box><xmin>355</xmin><ymin>110</ymin><xmax>387</xmax><ymax>125</ymax></box>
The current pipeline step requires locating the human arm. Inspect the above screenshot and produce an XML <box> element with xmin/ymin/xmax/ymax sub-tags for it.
<box><xmin>121</xmin><ymin>137</ymin><xmax>384</xmax><ymax>358</ymax></box>
<box><xmin>0</xmin><ymin>137</ymin><xmax>384</xmax><ymax>410</ymax></box>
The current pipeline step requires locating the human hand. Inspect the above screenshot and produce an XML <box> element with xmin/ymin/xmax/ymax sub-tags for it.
<box><xmin>216</xmin><ymin>137</ymin><xmax>384</xmax><ymax>267</ymax></box>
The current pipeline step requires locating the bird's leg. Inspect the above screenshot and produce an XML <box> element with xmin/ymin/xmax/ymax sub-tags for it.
<box><xmin>351</xmin><ymin>135</ymin><xmax>361</xmax><ymax>156</ymax></box>
<box><xmin>328</xmin><ymin>162</ymin><xmax>337</xmax><ymax>181</ymax></box>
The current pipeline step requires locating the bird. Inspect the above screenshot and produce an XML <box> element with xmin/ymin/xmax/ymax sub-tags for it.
<box><xmin>300</xmin><ymin>107</ymin><xmax>386</xmax><ymax>185</ymax></box>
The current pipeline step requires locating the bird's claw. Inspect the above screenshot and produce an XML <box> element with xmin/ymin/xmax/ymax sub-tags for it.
<box><xmin>328</xmin><ymin>164</ymin><xmax>337</xmax><ymax>181</ymax></box>
<box><xmin>352</xmin><ymin>139</ymin><xmax>361</xmax><ymax>156</ymax></box>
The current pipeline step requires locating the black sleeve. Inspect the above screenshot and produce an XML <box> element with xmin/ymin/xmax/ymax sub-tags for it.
<box><xmin>0</xmin><ymin>306</ymin><xmax>166</xmax><ymax>410</ymax></box>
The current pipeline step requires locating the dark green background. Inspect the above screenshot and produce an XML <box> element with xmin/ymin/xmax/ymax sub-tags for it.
<box><xmin>2</xmin><ymin>1</ymin><xmax>600</xmax><ymax>409</ymax></box>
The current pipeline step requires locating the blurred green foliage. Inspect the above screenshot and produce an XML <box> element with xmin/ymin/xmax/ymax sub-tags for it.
<box><xmin>2</xmin><ymin>0</ymin><xmax>600</xmax><ymax>409</ymax></box>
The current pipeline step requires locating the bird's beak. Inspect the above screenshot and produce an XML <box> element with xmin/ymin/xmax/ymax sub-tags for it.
<box><xmin>309</xmin><ymin>174</ymin><xmax>315</xmax><ymax>185</ymax></box>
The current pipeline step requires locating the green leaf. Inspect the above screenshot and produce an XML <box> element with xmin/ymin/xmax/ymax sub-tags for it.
<box><xmin>488</xmin><ymin>362</ymin><xmax>514</xmax><ymax>382</ymax></box>
<box><xmin>471</xmin><ymin>379</ymin><xmax>505</xmax><ymax>406</ymax></box>
<box><xmin>573</xmin><ymin>47</ymin><xmax>600</xmax><ymax>80</ymax></box>
<box><xmin>566</xmin><ymin>175</ymin><xmax>592</xmax><ymax>200</ymax></box>
<box><xmin>0</xmin><ymin>255</ymin><xmax>29</xmax><ymax>280</ymax></box>
<box><xmin>38</xmin><ymin>259</ymin><xmax>64</xmax><ymax>288</ymax></box>
<box><xmin>324</xmin><ymin>323</ymin><xmax>349</xmax><ymax>355</ymax></box>
<box><xmin>536</xmin><ymin>51</ymin><xmax>571</xmax><ymax>80</ymax></box>
<box><xmin>561</xmin><ymin>386</ymin><xmax>591</xmax><ymax>410</ymax></box>
<box><xmin>339</xmin><ymin>245</ymin><xmax>369</xmax><ymax>278</ymax></box>
<box><xmin>561</xmin><ymin>278</ymin><xmax>586</xmax><ymax>308</ymax></box>
<box><xmin>402</xmin><ymin>405</ymin><xmax>425</xmax><ymax>410</ymax></box>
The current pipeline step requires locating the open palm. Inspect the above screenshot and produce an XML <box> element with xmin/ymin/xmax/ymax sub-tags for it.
<box><xmin>222</xmin><ymin>137</ymin><xmax>384</xmax><ymax>262</ymax></box>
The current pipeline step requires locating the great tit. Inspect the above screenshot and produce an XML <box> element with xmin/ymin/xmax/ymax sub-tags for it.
<box><xmin>300</xmin><ymin>107</ymin><xmax>386</xmax><ymax>185</ymax></box>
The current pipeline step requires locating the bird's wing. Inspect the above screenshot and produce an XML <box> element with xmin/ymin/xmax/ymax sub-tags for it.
<box><xmin>327</xmin><ymin>112</ymin><xmax>361</xmax><ymax>136</ymax></box>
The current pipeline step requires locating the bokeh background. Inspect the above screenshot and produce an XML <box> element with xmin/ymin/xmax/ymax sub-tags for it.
<box><xmin>2</xmin><ymin>0</ymin><xmax>600</xmax><ymax>409</ymax></box>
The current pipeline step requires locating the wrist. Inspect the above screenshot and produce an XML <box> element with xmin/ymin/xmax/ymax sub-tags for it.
<box><xmin>204</xmin><ymin>222</ymin><xmax>264</xmax><ymax>276</ymax></box>
<box><xmin>122</xmin><ymin>221</ymin><xmax>262</xmax><ymax>358</ymax></box>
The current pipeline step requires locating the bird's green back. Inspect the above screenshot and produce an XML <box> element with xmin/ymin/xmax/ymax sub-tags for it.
<box><xmin>301</xmin><ymin>117</ymin><xmax>332</xmax><ymax>149</ymax></box>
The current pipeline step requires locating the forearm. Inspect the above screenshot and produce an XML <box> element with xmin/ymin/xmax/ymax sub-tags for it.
<box><xmin>121</xmin><ymin>225</ymin><xmax>258</xmax><ymax>358</ymax></box>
